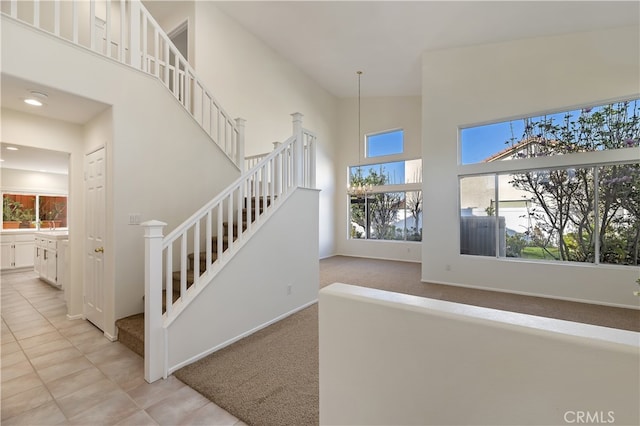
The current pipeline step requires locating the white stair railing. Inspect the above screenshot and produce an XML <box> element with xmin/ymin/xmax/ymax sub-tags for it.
<box><xmin>142</xmin><ymin>113</ymin><xmax>316</xmax><ymax>382</ymax></box>
<box><xmin>1</xmin><ymin>0</ymin><xmax>244</xmax><ymax>168</ymax></box>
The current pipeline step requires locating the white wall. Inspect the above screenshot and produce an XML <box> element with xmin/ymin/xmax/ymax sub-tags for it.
<box><xmin>336</xmin><ymin>96</ymin><xmax>422</xmax><ymax>262</ymax></box>
<box><xmin>1</xmin><ymin>168</ymin><xmax>68</xmax><ymax>194</ymax></box>
<box><xmin>191</xmin><ymin>2</ymin><xmax>338</xmax><ymax>258</ymax></box>
<box><xmin>2</xmin><ymin>16</ymin><xmax>242</xmax><ymax>336</ymax></box>
<box><xmin>167</xmin><ymin>188</ymin><xmax>319</xmax><ymax>373</ymax></box>
<box><xmin>320</xmin><ymin>283</ymin><xmax>640</xmax><ymax>425</ymax></box>
<box><xmin>422</xmin><ymin>26</ymin><xmax>640</xmax><ymax>309</ymax></box>
<box><xmin>0</xmin><ymin>108</ymin><xmax>85</xmax><ymax>318</ymax></box>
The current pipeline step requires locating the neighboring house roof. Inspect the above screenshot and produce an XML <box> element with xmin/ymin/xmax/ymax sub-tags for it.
<box><xmin>484</xmin><ymin>137</ymin><xmax>561</xmax><ymax>162</ymax></box>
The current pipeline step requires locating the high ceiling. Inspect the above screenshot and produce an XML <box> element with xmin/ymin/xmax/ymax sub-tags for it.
<box><xmin>216</xmin><ymin>1</ymin><xmax>640</xmax><ymax>98</ymax></box>
<box><xmin>1</xmin><ymin>1</ymin><xmax>638</xmax><ymax>173</ymax></box>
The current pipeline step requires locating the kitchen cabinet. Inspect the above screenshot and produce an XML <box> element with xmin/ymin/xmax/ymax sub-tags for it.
<box><xmin>0</xmin><ymin>232</ymin><xmax>35</xmax><ymax>270</ymax></box>
<box><xmin>34</xmin><ymin>231</ymin><xmax>68</xmax><ymax>289</ymax></box>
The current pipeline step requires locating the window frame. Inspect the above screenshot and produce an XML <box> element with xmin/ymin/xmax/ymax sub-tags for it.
<box><xmin>457</xmin><ymin>97</ymin><xmax>639</xmax><ymax>267</ymax></box>
<box><xmin>2</xmin><ymin>191</ymin><xmax>68</xmax><ymax>230</ymax></box>
<box><xmin>365</xmin><ymin>128</ymin><xmax>405</xmax><ymax>159</ymax></box>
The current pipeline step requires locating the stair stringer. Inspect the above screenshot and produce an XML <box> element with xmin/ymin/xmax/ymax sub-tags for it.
<box><xmin>164</xmin><ymin>187</ymin><xmax>320</xmax><ymax>374</ymax></box>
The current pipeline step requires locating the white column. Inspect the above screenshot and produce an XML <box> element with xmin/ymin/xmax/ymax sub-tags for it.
<box><xmin>142</xmin><ymin>220</ymin><xmax>166</xmax><ymax>383</ymax></box>
<box><xmin>235</xmin><ymin>117</ymin><xmax>246</xmax><ymax>172</ymax></box>
<box><xmin>291</xmin><ymin>112</ymin><xmax>304</xmax><ymax>187</ymax></box>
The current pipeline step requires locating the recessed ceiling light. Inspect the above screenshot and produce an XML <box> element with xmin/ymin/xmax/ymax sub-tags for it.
<box><xmin>24</xmin><ymin>91</ymin><xmax>48</xmax><ymax>107</ymax></box>
<box><xmin>24</xmin><ymin>98</ymin><xmax>43</xmax><ymax>106</ymax></box>
<box><xmin>5</xmin><ymin>146</ymin><xmax>19</xmax><ymax>151</ymax></box>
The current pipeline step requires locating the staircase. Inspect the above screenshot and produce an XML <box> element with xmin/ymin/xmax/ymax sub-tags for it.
<box><xmin>115</xmin><ymin>196</ymin><xmax>272</xmax><ymax>357</ymax></box>
<box><xmin>1</xmin><ymin>0</ymin><xmax>318</xmax><ymax>383</ymax></box>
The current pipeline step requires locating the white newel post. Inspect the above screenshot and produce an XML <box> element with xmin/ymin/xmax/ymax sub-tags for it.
<box><xmin>129</xmin><ymin>0</ymin><xmax>141</xmax><ymax>69</ymax></box>
<box><xmin>292</xmin><ymin>112</ymin><xmax>304</xmax><ymax>187</ymax></box>
<box><xmin>142</xmin><ymin>220</ymin><xmax>167</xmax><ymax>383</ymax></box>
<box><xmin>235</xmin><ymin>117</ymin><xmax>246</xmax><ymax>172</ymax></box>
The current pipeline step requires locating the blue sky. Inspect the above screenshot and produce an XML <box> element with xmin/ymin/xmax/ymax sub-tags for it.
<box><xmin>367</xmin><ymin>130</ymin><xmax>403</xmax><ymax>157</ymax></box>
<box><xmin>461</xmin><ymin>109</ymin><xmax>590</xmax><ymax>164</ymax></box>
<box><xmin>351</xmin><ymin>130</ymin><xmax>406</xmax><ymax>184</ymax></box>
<box><xmin>461</xmin><ymin>121</ymin><xmax>525</xmax><ymax>164</ymax></box>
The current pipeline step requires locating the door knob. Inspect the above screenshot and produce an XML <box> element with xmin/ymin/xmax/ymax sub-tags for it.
<box><xmin>94</xmin><ymin>247</ymin><xmax>104</xmax><ymax>253</ymax></box>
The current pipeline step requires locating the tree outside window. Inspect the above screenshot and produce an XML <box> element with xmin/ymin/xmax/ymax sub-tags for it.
<box><xmin>459</xmin><ymin>99</ymin><xmax>639</xmax><ymax>266</ymax></box>
<box><xmin>349</xmin><ymin>166</ymin><xmax>422</xmax><ymax>241</ymax></box>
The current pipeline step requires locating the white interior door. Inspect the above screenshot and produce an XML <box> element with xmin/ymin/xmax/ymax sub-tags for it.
<box><xmin>85</xmin><ymin>148</ymin><xmax>106</xmax><ymax>330</ymax></box>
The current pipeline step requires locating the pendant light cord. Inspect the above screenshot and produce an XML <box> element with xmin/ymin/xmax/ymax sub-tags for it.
<box><xmin>357</xmin><ymin>70</ymin><xmax>362</xmax><ymax>165</ymax></box>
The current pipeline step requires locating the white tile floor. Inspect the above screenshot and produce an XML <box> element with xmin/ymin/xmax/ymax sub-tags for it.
<box><xmin>1</xmin><ymin>270</ymin><xmax>245</xmax><ymax>425</ymax></box>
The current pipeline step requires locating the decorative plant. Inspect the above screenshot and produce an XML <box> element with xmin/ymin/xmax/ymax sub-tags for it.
<box><xmin>18</xmin><ymin>208</ymin><xmax>35</xmax><ymax>223</ymax></box>
<box><xmin>2</xmin><ymin>197</ymin><xmax>22</xmax><ymax>222</ymax></box>
<box><xmin>635</xmin><ymin>277</ymin><xmax>640</xmax><ymax>296</ymax></box>
<box><xmin>40</xmin><ymin>200</ymin><xmax>65</xmax><ymax>221</ymax></box>
<box><xmin>2</xmin><ymin>197</ymin><xmax>25</xmax><ymax>221</ymax></box>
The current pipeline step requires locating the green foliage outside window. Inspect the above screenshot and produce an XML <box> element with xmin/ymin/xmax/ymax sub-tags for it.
<box><xmin>350</xmin><ymin>166</ymin><xmax>422</xmax><ymax>241</ymax></box>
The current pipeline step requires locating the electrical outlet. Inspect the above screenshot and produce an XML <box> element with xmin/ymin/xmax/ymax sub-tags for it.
<box><xmin>287</xmin><ymin>284</ymin><xmax>292</xmax><ymax>295</ymax></box>
<box><xmin>445</xmin><ymin>264</ymin><xmax>451</xmax><ymax>271</ymax></box>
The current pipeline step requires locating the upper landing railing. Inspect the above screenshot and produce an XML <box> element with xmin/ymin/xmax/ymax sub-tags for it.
<box><xmin>1</xmin><ymin>0</ymin><xmax>244</xmax><ymax>168</ymax></box>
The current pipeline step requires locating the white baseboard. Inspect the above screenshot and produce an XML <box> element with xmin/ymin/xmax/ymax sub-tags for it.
<box><xmin>66</xmin><ymin>313</ymin><xmax>85</xmax><ymax>321</ymax></box>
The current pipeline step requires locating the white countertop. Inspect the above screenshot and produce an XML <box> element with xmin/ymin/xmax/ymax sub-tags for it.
<box><xmin>34</xmin><ymin>230</ymin><xmax>69</xmax><ymax>239</ymax></box>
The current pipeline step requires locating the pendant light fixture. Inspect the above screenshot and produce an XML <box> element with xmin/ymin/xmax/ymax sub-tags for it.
<box><xmin>347</xmin><ymin>70</ymin><xmax>371</xmax><ymax>197</ymax></box>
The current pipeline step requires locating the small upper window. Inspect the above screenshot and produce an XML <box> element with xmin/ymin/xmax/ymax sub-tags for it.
<box><xmin>367</xmin><ymin>129</ymin><xmax>403</xmax><ymax>158</ymax></box>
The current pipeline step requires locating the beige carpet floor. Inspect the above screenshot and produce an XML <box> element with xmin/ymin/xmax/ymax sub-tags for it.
<box><xmin>174</xmin><ymin>256</ymin><xmax>640</xmax><ymax>426</ymax></box>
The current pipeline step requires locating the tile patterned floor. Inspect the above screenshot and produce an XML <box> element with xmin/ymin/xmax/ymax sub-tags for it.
<box><xmin>1</xmin><ymin>270</ymin><xmax>245</xmax><ymax>425</ymax></box>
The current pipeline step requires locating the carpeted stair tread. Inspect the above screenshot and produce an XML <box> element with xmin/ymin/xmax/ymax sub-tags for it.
<box><xmin>115</xmin><ymin>313</ymin><xmax>144</xmax><ymax>358</ymax></box>
<box><xmin>172</xmin><ymin>269</ymin><xmax>197</xmax><ymax>285</ymax></box>
<box><xmin>188</xmin><ymin>251</ymin><xmax>220</xmax><ymax>263</ymax></box>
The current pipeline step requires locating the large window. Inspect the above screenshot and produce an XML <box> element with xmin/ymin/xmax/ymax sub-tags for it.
<box><xmin>459</xmin><ymin>99</ymin><xmax>639</xmax><ymax>266</ymax></box>
<box><xmin>350</xmin><ymin>128</ymin><xmax>421</xmax><ymax>241</ymax></box>
<box><xmin>350</xmin><ymin>191</ymin><xmax>422</xmax><ymax>241</ymax></box>
<box><xmin>2</xmin><ymin>193</ymin><xmax>67</xmax><ymax>230</ymax></box>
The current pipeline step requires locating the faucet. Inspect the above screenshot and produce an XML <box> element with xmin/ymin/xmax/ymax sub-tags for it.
<box><xmin>49</xmin><ymin>221</ymin><xmax>55</xmax><ymax>230</ymax></box>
